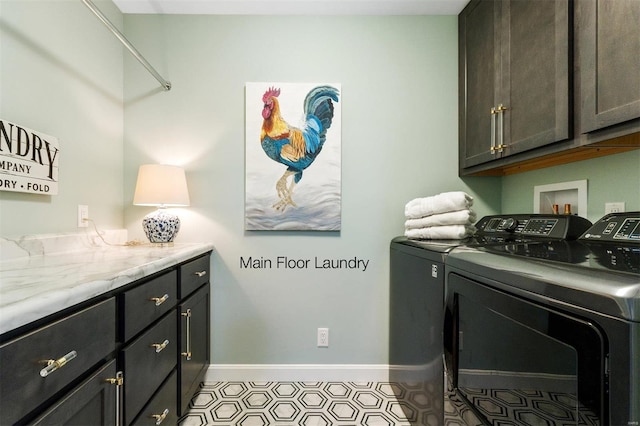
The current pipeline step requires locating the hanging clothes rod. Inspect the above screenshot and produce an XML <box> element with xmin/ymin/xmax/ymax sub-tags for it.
<box><xmin>82</xmin><ymin>0</ymin><xmax>171</xmax><ymax>91</ymax></box>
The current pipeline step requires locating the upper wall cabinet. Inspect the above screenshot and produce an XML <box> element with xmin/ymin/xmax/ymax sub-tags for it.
<box><xmin>459</xmin><ymin>0</ymin><xmax>570</xmax><ymax>170</ymax></box>
<box><xmin>459</xmin><ymin>0</ymin><xmax>640</xmax><ymax>176</ymax></box>
<box><xmin>578</xmin><ymin>0</ymin><xmax>640</xmax><ymax>132</ymax></box>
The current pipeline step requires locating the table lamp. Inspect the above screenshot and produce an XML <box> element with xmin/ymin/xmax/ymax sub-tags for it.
<box><xmin>133</xmin><ymin>164</ymin><xmax>190</xmax><ymax>244</ymax></box>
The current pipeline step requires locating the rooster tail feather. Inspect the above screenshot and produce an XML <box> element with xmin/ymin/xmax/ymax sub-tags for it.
<box><xmin>304</xmin><ymin>85</ymin><xmax>340</xmax><ymax>134</ymax></box>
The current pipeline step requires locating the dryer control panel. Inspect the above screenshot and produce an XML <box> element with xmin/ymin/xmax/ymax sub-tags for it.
<box><xmin>580</xmin><ymin>212</ymin><xmax>640</xmax><ymax>242</ymax></box>
<box><xmin>475</xmin><ymin>214</ymin><xmax>593</xmax><ymax>240</ymax></box>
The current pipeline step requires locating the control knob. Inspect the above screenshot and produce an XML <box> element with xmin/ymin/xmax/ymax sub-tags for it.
<box><xmin>501</xmin><ymin>217</ymin><xmax>518</xmax><ymax>232</ymax></box>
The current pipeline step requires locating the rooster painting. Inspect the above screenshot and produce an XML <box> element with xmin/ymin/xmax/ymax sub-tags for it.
<box><xmin>245</xmin><ymin>82</ymin><xmax>342</xmax><ymax>231</ymax></box>
<box><xmin>260</xmin><ymin>85</ymin><xmax>340</xmax><ymax>211</ymax></box>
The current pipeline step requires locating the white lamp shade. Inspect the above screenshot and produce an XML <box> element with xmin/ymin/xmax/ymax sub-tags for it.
<box><xmin>133</xmin><ymin>164</ymin><xmax>190</xmax><ymax>207</ymax></box>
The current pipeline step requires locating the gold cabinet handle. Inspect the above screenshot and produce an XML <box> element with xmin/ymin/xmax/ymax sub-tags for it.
<box><xmin>39</xmin><ymin>350</ymin><xmax>77</xmax><ymax>377</ymax></box>
<box><xmin>181</xmin><ymin>309</ymin><xmax>192</xmax><ymax>360</ymax></box>
<box><xmin>490</xmin><ymin>107</ymin><xmax>497</xmax><ymax>154</ymax></box>
<box><xmin>150</xmin><ymin>294</ymin><xmax>169</xmax><ymax>306</ymax></box>
<box><xmin>195</xmin><ymin>270</ymin><xmax>207</xmax><ymax>278</ymax></box>
<box><xmin>496</xmin><ymin>104</ymin><xmax>508</xmax><ymax>153</ymax></box>
<box><xmin>151</xmin><ymin>408</ymin><xmax>169</xmax><ymax>425</ymax></box>
<box><xmin>490</xmin><ymin>105</ymin><xmax>509</xmax><ymax>154</ymax></box>
<box><xmin>105</xmin><ymin>372</ymin><xmax>124</xmax><ymax>386</ymax></box>
<box><xmin>105</xmin><ymin>371</ymin><xmax>124</xmax><ymax>426</ymax></box>
<box><xmin>151</xmin><ymin>339</ymin><xmax>170</xmax><ymax>353</ymax></box>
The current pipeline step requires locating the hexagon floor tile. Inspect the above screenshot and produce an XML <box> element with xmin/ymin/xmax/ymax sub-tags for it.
<box><xmin>179</xmin><ymin>381</ymin><xmax>600</xmax><ymax>425</ymax></box>
<box><xmin>179</xmin><ymin>381</ymin><xmax>469</xmax><ymax>425</ymax></box>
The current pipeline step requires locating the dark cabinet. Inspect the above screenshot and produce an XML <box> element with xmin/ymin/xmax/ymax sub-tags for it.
<box><xmin>0</xmin><ymin>298</ymin><xmax>116</xmax><ymax>425</ymax></box>
<box><xmin>123</xmin><ymin>311</ymin><xmax>178</xmax><ymax>425</ymax></box>
<box><xmin>122</xmin><ymin>270</ymin><xmax>178</xmax><ymax>342</ymax></box>
<box><xmin>0</xmin><ymin>251</ymin><xmax>211</xmax><ymax>425</ymax></box>
<box><xmin>459</xmin><ymin>0</ymin><xmax>497</xmax><ymax>168</ymax></box>
<box><xmin>31</xmin><ymin>360</ymin><xmax>118</xmax><ymax>426</ymax></box>
<box><xmin>132</xmin><ymin>371</ymin><xmax>178</xmax><ymax>426</ymax></box>
<box><xmin>459</xmin><ymin>0</ymin><xmax>570</xmax><ymax>170</ymax></box>
<box><xmin>123</xmin><ymin>253</ymin><xmax>211</xmax><ymax>424</ymax></box>
<box><xmin>578</xmin><ymin>0</ymin><xmax>640</xmax><ymax>132</ymax></box>
<box><xmin>178</xmin><ymin>283</ymin><xmax>210</xmax><ymax>416</ymax></box>
<box><xmin>459</xmin><ymin>0</ymin><xmax>639</xmax><ymax>176</ymax></box>
<box><xmin>180</xmin><ymin>254</ymin><xmax>210</xmax><ymax>298</ymax></box>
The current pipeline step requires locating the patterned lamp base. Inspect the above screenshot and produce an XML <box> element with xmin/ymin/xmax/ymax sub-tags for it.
<box><xmin>142</xmin><ymin>208</ymin><xmax>181</xmax><ymax>244</ymax></box>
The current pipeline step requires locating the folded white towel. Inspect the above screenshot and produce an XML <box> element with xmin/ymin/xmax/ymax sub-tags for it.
<box><xmin>405</xmin><ymin>224</ymin><xmax>475</xmax><ymax>240</ymax></box>
<box><xmin>405</xmin><ymin>191</ymin><xmax>473</xmax><ymax>219</ymax></box>
<box><xmin>405</xmin><ymin>209</ymin><xmax>477</xmax><ymax>230</ymax></box>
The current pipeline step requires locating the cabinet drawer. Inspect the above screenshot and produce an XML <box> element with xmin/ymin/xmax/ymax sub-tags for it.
<box><xmin>123</xmin><ymin>312</ymin><xmax>177</xmax><ymax>425</ymax></box>
<box><xmin>123</xmin><ymin>271</ymin><xmax>177</xmax><ymax>341</ymax></box>
<box><xmin>0</xmin><ymin>298</ymin><xmax>116</xmax><ymax>425</ymax></box>
<box><xmin>131</xmin><ymin>370</ymin><xmax>178</xmax><ymax>426</ymax></box>
<box><xmin>180</xmin><ymin>255</ymin><xmax>210</xmax><ymax>298</ymax></box>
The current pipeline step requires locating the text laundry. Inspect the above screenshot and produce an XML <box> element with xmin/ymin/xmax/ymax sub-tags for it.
<box><xmin>240</xmin><ymin>256</ymin><xmax>370</xmax><ymax>272</ymax></box>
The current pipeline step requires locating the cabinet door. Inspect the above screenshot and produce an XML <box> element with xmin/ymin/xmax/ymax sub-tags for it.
<box><xmin>178</xmin><ymin>283</ymin><xmax>210</xmax><ymax>416</ymax></box>
<box><xmin>579</xmin><ymin>0</ymin><xmax>640</xmax><ymax>132</ymax></box>
<box><xmin>459</xmin><ymin>0</ymin><xmax>571</xmax><ymax>171</ymax></box>
<box><xmin>459</xmin><ymin>0</ymin><xmax>500</xmax><ymax>168</ymax></box>
<box><xmin>31</xmin><ymin>360</ymin><xmax>118</xmax><ymax>425</ymax></box>
<box><xmin>501</xmin><ymin>0</ymin><xmax>570</xmax><ymax>155</ymax></box>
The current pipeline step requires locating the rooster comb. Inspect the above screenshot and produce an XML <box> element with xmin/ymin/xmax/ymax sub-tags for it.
<box><xmin>262</xmin><ymin>86</ymin><xmax>280</xmax><ymax>102</ymax></box>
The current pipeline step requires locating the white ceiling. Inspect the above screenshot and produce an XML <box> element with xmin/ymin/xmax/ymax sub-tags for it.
<box><xmin>111</xmin><ymin>0</ymin><xmax>469</xmax><ymax>15</ymax></box>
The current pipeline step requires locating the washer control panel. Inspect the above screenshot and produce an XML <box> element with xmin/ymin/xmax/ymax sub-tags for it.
<box><xmin>580</xmin><ymin>212</ymin><xmax>640</xmax><ymax>242</ymax></box>
<box><xmin>476</xmin><ymin>214</ymin><xmax>593</xmax><ymax>240</ymax></box>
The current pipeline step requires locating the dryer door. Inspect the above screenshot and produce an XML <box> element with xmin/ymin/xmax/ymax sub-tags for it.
<box><xmin>445</xmin><ymin>273</ymin><xmax>607</xmax><ymax>425</ymax></box>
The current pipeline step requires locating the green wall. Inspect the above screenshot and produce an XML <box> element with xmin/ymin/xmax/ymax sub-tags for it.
<box><xmin>501</xmin><ymin>151</ymin><xmax>640</xmax><ymax>222</ymax></box>
<box><xmin>121</xmin><ymin>14</ymin><xmax>500</xmax><ymax>365</ymax></box>
<box><xmin>0</xmin><ymin>0</ymin><xmax>124</xmax><ymax>235</ymax></box>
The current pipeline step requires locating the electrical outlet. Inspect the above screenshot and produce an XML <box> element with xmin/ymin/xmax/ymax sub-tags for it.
<box><xmin>605</xmin><ymin>202</ymin><xmax>625</xmax><ymax>214</ymax></box>
<box><xmin>78</xmin><ymin>205</ymin><xmax>89</xmax><ymax>227</ymax></box>
<box><xmin>317</xmin><ymin>328</ymin><xmax>329</xmax><ymax>348</ymax></box>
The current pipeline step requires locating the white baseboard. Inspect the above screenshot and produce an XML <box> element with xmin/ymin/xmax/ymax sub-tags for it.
<box><xmin>205</xmin><ymin>364</ymin><xmax>390</xmax><ymax>382</ymax></box>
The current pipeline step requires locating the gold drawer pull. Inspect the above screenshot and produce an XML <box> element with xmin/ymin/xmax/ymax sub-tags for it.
<box><xmin>195</xmin><ymin>270</ymin><xmax>207</xmax><ymax>278</ymax></box>
<box><xmin>151</xmin><ymin>339</ymin><xmax>169</xmax><ymax>353</ymax></box>
<box><xmin>105</xmin><ymin>371</ymin><xmax>124</xmax><ymax>386</ymax></box>
<box><xmin>105</xmin><ymin>371</ymin><xmax>124</xmax><ymax>426</ymax></box>
<box><xmin>151</xmin><ymin>408</ymin><xmax>169</xmax><ymax>425</ymax></box>
<box><xmin>150</xmin><ymin>294</ymin><xmax>169</xmax><ymax>306</ymax></box>
<box><xmin>181</xmin><ymin>309</ymin><xmax>192</xmax><ymax>361</ymax></box>
<box><xmin>40</xmin><ymin>350</ymin><xmax>77</xmax><ymax>377</ymax></box>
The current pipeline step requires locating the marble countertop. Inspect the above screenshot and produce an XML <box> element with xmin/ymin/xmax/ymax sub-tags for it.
<box><xmin>0</xmin><ymin>232</ymin><xmax>214</xmax><ymax>335</ymax></box>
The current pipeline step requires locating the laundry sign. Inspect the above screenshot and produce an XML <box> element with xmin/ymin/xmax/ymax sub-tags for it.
<box><xmin>0</xmin><ymin>119</ymin><xmax>59</xmax><ymax>195</ymax></box>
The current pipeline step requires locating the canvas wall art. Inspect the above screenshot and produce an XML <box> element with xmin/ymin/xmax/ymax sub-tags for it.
<box><xmin>245</xmin><ymin>82</ymin><xmax>342</xmax><ymax>231</ymax></box>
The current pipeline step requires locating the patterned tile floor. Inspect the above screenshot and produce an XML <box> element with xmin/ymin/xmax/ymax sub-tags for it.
<box><xmin>179</xmin><ymin>382</ymin><xmax>600</xmax><ymax>425</ymax></box>
<box><xmin>179</xmin><ymin>381</ymin><xmax>473</xmax><ymax>425</ymax></box>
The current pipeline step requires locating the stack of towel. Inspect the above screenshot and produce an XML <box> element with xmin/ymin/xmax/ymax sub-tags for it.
<box><xmin>404</xmin><ymin>191</ymin><xmax>477</xmax><ymax>240</ymax></box>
